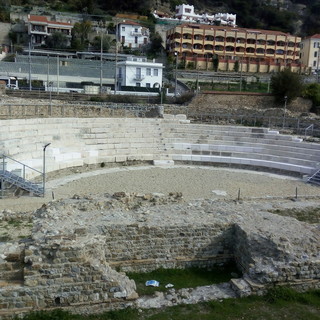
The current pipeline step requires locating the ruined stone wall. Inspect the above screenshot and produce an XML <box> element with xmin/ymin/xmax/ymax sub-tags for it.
<box><xmin>97</xmin><ymin>224</ymin><xmax>234</xmax><ymax>272</ymax></box>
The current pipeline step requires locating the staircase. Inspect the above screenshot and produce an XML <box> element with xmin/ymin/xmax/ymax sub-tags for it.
<box><xmin>0</xmin><ymin>155</ymin><xmax>44</xmax><ymax>197</ymax></box>
<box><xmin>307</xmin><ymin>168</ymin><xmax>320</xmax><ymax>186</ymax></box>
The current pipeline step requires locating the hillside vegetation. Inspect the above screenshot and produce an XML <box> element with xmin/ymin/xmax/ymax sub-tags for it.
<box><xmin>2</xmin><ymin>0</ymin><xmax>320</xmax><ymax>36</ymax></box>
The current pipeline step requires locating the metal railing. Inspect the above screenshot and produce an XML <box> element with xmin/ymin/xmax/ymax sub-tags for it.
<box><xmin>304</xmin><ymin>124</ymin><xmax>314</xmax><ymax>138</ymax></box>
<box><xmin>0</xmin><ymin>155</ymin><xmax>44</xmax><ymax>197</ymax></box>
<box><xmin>182</xmin><ymin>111</ymin><xmax>320</xmax><ymax>138</ymax></box>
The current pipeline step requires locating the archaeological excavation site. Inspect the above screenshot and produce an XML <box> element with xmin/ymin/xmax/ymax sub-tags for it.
<box><xmin>0</xmin><ymin>100</ymin><xmax>320</xmax><ymax>318</ymax></box>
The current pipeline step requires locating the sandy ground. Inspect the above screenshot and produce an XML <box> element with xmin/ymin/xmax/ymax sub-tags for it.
<box><xmin>0</xmin><ymin>165</ymin><xmax>319</xmax><ymax>213</ymax></box>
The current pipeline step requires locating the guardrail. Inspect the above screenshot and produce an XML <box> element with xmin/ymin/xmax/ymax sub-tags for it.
<box><xmin>0</xmin><ymin>154</ymin><xmax>44</xmax><ymax>197</ymax></box>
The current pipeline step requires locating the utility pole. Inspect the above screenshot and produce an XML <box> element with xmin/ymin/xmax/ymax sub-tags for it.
<box><xmin>57</xmin><ymin>55</ymin><xmax>60</xmax><ymax>94</ymax></box>
<box><xmin>239</xmin><ymin>57</ymin><xmax>243</xmax><ymax>92</ymax></box>
<box><xmin>28</xmin><ymin>42</ymin><xmax>32</xmax><ymax>91</ymax></box>
<box><xmin>100</xmin><ymin>24</ymin><xmax>103</xmax><ymax>93</ymax></box>
<box><xmin>174</xmin><ymin>52</ymin><xmax>178</xmax><ymax>96</ymax></box>
<box><xmin>114</xmin><ymin>20</ymin><xmax>118</xmax><ymax>95</ymax></box>
<box><xmin>47</xmin><ymin>54</ymin><xmax>49</xmax><ymax>89</ymax></box>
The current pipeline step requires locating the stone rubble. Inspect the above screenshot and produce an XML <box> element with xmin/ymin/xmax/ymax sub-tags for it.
<box><xmin>0</xmin><ymin>191</ymin><xmax>319</xmax><ymax>317</ymax></box>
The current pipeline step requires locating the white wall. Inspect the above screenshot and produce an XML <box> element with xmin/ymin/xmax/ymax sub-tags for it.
<box><xmin>118</xmin><ymin>23</ymin><xmax>149</xmax><ymax>49</ymax></box>
<box><xmin>118</xmin><ymin>59</ymin><xmax>163</xmax><ymax>88</ymax></box>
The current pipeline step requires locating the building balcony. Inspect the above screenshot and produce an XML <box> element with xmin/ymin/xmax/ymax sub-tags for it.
<box><xmin>131</xmin><ymin>31</ymin><xmax>143</xmax><ymax>37</ymax></box>
<box><xmin>30</xmin><ymin>30</ymin><xmax>48</xmax><ymax>36</ymax></box>
<box><xmin>133</xmin><ymin>75</ymin><xmax>145</xmax><ymax>81</ymax></box>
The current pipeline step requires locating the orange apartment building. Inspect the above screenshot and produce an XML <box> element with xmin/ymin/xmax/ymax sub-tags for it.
<box><xmin>166</xmin><ymin>23</ymin><xmax>304</xmax><ymax>73</ymax></box>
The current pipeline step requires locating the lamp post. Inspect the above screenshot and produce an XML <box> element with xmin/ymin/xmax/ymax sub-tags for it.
<box><xmin>43</xmin><ymin>143</ymin><xmax>51</xmax><ymax>197</ymax></box>
<box><xmin>174</xmin><ymin>52</ymin><xmax>178</xmax><ymax>97</ymax></box>
<box><xmin>282</xmin><ymin>95</ymin><xmax>288</xmax><ymax>129</ymax></box>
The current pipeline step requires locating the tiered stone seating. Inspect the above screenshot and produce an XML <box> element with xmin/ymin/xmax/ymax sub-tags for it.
<box><xmin>162</xmin><ymin>121</ymin><xmax>320</xmax><ymax>175</ymax></box>
<box><xmin>1</xmin><ymin>116</ymin><xmax>319</xmax><ymax>179</ymax></box>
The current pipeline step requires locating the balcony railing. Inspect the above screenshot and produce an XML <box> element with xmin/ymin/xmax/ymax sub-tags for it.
<box><xmin>131</xmin><ymin>31</ymin><xmax>143</xmax><ymax>37</ymax></box>
<box><xmin>133</xmin><ymin>74</ymin><xmax>145</xmax><ymax>81</ymax></box>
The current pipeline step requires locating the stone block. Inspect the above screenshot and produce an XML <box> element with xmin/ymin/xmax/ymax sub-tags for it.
<box><xmin>153</xmin><ymin>160</ymin><xmax>174</xmax><ymax>166</ymax></box>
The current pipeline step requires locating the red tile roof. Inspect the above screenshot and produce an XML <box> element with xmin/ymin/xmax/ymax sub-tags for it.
<box><xmin>28</xmin><ymin>15</ymin><xmax>72</xmax><ymax>27</ymax></box>
<box><xmin>309</xmin><ymin>34</ymin><xmax>320</xmax><ymax>39</ymax></box>
<box><xmin>28</xmin><ymin>15</ymin><xmax>48</xmax><ymax>23</ymax></box>
<box><xmin>119</xmin><ymin>20</ymin><xmax>142</xmax><ymax>27</ymax></box>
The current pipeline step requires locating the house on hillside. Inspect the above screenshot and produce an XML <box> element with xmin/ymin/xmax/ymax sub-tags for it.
<box><xmin>117</xmin><ymin>56</ymin><xmax>163</xmax><ymax>90</ymax></box>
<box><xmin>300</xmin><ymin>34</ymin><xmax>320</xmax><ymax>74</ymax></box>
<box><xmin>117</xmin><ymin>21</ymin><xmax>150</xmax><ymax>49</ymax></box>
<box><xmin>28</xmin><ymin>15</ymin><xmax>73</xmax><ymax>47</ymax></box>
<box><xmin>174</xmin><ymin>4</ymin><xmax>236</xmax><ymax>27</ymax></box>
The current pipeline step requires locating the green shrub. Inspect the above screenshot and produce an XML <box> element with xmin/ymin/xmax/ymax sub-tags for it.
<box><xmin>265</xmin><ymin>286</ymin><xmax>299</xmax><ymax>303</ymax></box>
<box><xmin>302</xmin><ymin>83</ymin><xmax>320</xmax><ymax>113</ymax></box>
<box><xmin>270</xmin><ymin>69</ymin><xmax>303</xmax><ymax>104</ymax></box>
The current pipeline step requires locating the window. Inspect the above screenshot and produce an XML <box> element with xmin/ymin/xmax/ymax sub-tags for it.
<box><xmin>122</xmin><ymin>26</ymin><xmax>125</xmax><ymax>31</ymax></box>
<box><xmin>314</xmin><ymin>42</ymin><xmax>317</xmax><ymax>48</ymax></box>
<box><xmin>135</xmin><ymin>36</ymin><xmax>138</xmax><ymax>44</ymax></box>
<box><xmin>146</xmin><ymin>83</ymin><xmax>151</xmax><ymax>88</ymax></box>
<box><xmin>136</xmin><ymin>67</ymin><xmax>142</xmax><ymax>79</ymax></box>
<box><xmin>136</xmin><ymin>82</ymin><xmax>141</xmax><ymax>87</ymax></box>
<box><xmin>314</xmin><ymin>51</ymin><xmax>318</xmax><ymax>58</ymax></box>
<box><xmin>121</xmin><ymin>36</ymin><xmax>125</xmax><ymax>44</ymax></box>
<box><xmin>313</xmin><ymin>60</ymin><xmax>317</xmax><ymax>67</ymax></box>
<box><xmin>146</xmin><ymin>68</ymin><xmax>151</xmax><ymax>76</ymax></box>
<box><xmin>153</xmin><ymin>69</ymin><xmax>158</xmax><ymax>76</ymax></box>
<box><xmin>135</xmin><ymin>28</ymin><xmax>138</xmax><ymax>32</ymax></box>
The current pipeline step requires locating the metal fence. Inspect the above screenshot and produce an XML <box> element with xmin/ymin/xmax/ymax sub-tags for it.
<box><xmin>184</xmin><ymin>111</ymin><xmax>320</xmax><ymax>138</ymax></box>
<box><xmin>0</xmin><ymin>100</ymin><xmax>319</xmax><ymax>138</ymax></box>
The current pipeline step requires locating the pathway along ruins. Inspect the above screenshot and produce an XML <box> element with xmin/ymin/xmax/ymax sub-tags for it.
<box><xmin>0</xmin><ymin>164</ymin><xmax>320</xmax><ymax>213</ymax></box>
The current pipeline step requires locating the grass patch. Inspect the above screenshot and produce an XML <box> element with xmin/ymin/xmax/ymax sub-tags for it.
<box><xmin>7</xmin><ymin>219</ymin><xmax>22</xmax><ymax>227</ymax></box>
<box><xmin>270</xmin><ymin>207</ymin><xmax>320</xmax><ymax>224</ymax></box>
<box><xmin>127</xmin><ymin>263</ymin><xmax>240</xmax><ymax>296</ymax></box>
<box><xmin>15</xmin><ymin>289</ymin><xmax>320</xmax><ymax>320</ymax></box>
<box><xmin>0</xmin><ymin>233</ymin><xmax>11</xmax><ymax>241</ymax></box>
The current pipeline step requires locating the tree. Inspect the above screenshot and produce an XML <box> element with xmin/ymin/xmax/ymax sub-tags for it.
<box><xmin>212</xmin><ymin>55</ymin><xmax>219</xmax><ymax>72</ymax></box>
<box><xmin>234</xmin><ymin>60</ymin><xmax>239</xmax><ymax>72</ymax></box>
<box><xmin>147</xmin><ymin>32</ymin><xmax>163</xmax><ymax>58</ymax></box>
<box><xmin>303</xmin><ymin>83</ymin><xmax>320</xmax><ymax>113</ymax></box>
<box><xmin>270</xmin><ymin>68</ymin><xmax>303</xmax><ymax>104</ymax></box>
<box><xmin>91</xmin><ymin>35</ymin><xmax>112</xmax><ymax>52</ymax></box>
<box><xmin>45</xmin><ymin>32</ymin><xmax>69</xmax><ymax>49</ymax></box>
<box><xmin>72</xmin><ymin>20</ymin><xmax>92</xmax><ymax>50</ymax></box>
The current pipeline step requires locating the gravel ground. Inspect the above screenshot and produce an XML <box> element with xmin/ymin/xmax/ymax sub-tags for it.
<box><xmin>0</xmin><ymin>165</ymin><xmax>319</xmax><ymax>213</ymax></box>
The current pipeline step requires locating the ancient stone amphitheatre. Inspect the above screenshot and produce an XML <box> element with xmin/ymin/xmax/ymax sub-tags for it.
<box><xmin>0</xmin><ymin>97</ymin><xmax>320</xmax><ymax>318</ymax></box>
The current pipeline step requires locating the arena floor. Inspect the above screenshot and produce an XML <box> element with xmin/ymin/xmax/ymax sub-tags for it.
<box><xmin>1</xmin><ymin>165</ymin><xmax>319</xmax><ymax>213</ymax></box>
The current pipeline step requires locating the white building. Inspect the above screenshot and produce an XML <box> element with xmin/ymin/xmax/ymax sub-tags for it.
<box><xmin>28</xmin><ymin>15</ymin><xmax>73</xmax><ymax>47</ymax></box>
<box><xmin>300</xmin><ymin>34</ymin><xmax>320</xmax><ymax>73</ymax></box>
<box><xmin>117</xmin><ymin>57</ymin><xmax>163</xmax><ymax>89</ymax></box>
<box><xmin>117</xmin><ymin>21</ymin><xmax>150</xmax><ymax>49</ymax></box>
<box><xmin>174</xmin><ymin>4</ymin><xmax>236</xmax><ymax>27</ymax></box>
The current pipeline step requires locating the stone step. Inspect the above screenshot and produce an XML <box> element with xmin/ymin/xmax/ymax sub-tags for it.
<box><xmin>230</xmin><ymin>278</ymin><xmax>252</xmax><ymax>297</ymax></box>
<box><xmin>153</xmin><ymin>160</ymin><xmax>175</xmax><ymax>166</ymax></box>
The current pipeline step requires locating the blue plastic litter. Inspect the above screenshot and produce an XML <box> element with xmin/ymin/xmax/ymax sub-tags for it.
<box><xmin>145</xmin><ymin>280</ymin><xmax>160</xmax><ymax>287</ymax></box>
